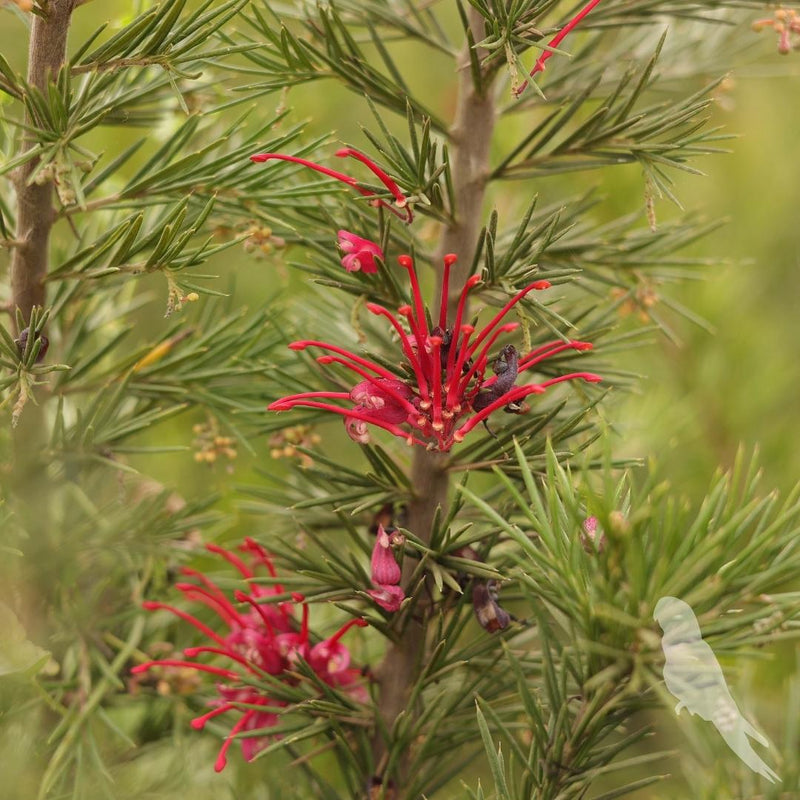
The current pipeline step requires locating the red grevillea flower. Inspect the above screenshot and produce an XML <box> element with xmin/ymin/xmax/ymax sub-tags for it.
<box><xmin>250</xmin><ymin>148</ymin><xmax>412</xmax><ymax>222</ymax></box>
<box><xmin>269</xmin><ymin>254</ymin><xmax>601</xmax><ymax>451</ymax></box>
<box><xmin>338</xmin><ymin>230</ymin><xmax>384</xmax><ymax>274</ymax></box>
<box><xmin>514</xmin><ymin>0</ymin><xmax>603</xmax><ymax>97</ymax></box>
<box><xmin>131</xmin><ymin>538</ymin><xmax>367</xmax><ymax>772</ymax></box>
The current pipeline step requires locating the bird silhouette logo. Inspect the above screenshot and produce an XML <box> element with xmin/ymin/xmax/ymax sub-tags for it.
<box><xmin>653</xmin><ymin>596</ymin><xmax>780</xmax><ymax>783</ymax></box>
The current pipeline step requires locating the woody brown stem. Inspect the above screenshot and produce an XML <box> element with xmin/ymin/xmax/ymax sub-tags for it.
<box><xmin>10</xmin><ymin>0</ymin><xmax>76</xmax><ymax>330</ymax></box>
<box><xmin>436</xmin><ymin>10</ymin><xmax>497</xmax><ymax>320</ymax></box>
<box><xmin>372</xmin><ymin>9</ymin><xmax>496</xmax><ymax>796</ymax></box>
<box><xmin>9</xmin><ymin>1</ymin><xmax>75</xmax><ymax>544</ymax></box>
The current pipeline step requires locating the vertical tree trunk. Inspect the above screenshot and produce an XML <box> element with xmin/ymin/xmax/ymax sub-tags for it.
<box><xmin>9</xmin><ymin>1</ymin><xmax>75</xmax><ymax>538</ymax></box>
<box><xmin>10</xmin><ymin>0</ymin><xmax>75</xmax><ymax>329</ymax></box>
<box><xmin>372</xmin><ymin>9</ymin><xmax>496</xmax><ymax>795</ymax></box>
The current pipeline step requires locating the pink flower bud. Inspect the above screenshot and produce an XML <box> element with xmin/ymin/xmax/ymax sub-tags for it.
<box><xmin>337</xmin><ymin>230</ymin><xmax>384</xmax><ymax>274</ymax></box>
<box><xmin>367</xmin><ymin>584</ymin><xmax>405</xmax><ymax>612</ymax></box>
<box><xmin>370</xmin><ymin>525</ymin><xmax>401</xmax><ymax>585</ymax></box>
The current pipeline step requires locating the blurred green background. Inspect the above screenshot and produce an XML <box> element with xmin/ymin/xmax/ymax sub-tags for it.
<box><xmin>1</xmin><ymin>1</ymin><xmax>799</xmax><ymax>797</ymax></box>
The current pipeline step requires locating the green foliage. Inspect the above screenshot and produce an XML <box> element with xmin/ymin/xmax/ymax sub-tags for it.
<box><xmin>0</xmin><ymin>602</ymin><xmax>51</xmax><ymax>676</ymax></box>
<box><xmin>462</xmin><ymin>443</ymin><xmax>800</xmax><ymax>798</ymax></box>
<box><xmin>1</xmin><ymin>0</ymin><xmax>797</xmax><ymax>799</ymax></box>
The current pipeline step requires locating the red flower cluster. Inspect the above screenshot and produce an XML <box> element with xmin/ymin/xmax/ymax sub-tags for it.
<box><xmin>270</xmin><ymin>254</ymin><xmax>600</xmax><ymax>451</ymax></box>
<box><xmin>132</xmin><ymin>539</ymin><xmax>367</xmax><ymax>772</ymax></box>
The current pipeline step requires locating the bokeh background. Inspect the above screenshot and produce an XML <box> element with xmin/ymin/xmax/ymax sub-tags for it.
<box><xmin>1</xmin><ymin>1</ymin><xmax>799</xmax><ymax>797</ymax></box>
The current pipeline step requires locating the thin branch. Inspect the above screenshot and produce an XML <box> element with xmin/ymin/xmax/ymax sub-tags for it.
<box><xmin>9</xmin><ymin>0</ymin><xmax>76</xmax><ymax>329</ymax></box>
<box><xmin>371</xmin><ymin>7</ymin><xmax>498</xmax><ymax>792</ymax></box>
<box><xmin>71</xmin><ymin>56</ymin><xmax>168</xmax><ymax>75</ymax></box>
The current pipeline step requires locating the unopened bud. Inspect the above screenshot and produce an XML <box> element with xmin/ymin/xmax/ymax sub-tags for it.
<box><xmin>15</xmin><ymin>327</ymin><xmax>49</xmax><ymax>363</ymax></box>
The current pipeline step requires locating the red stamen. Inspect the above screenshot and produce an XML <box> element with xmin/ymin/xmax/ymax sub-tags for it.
<box><xmin>456</xmin><ymin>371</ymin><xmax>601</xmax><ymax>441</ymax></box>
<box><xmin>180</xmin><ymin>567</ymin><xmax>227</xmax><ymax>599</ymax></box>
<box><xmin>326</xmin><ymin>617</ymin><xmax>369</xmax><ymax>646</ymax></box>
<box><xmin>191</xmin><ymin>703</ymin><xmax>235</xmax><ymax>730</ymax></box>
<box><xmin>447</xmin><ymin>324</ymin><xmax>476</xmax><ymax>399</ymax></box>
<box><xmin>396</xmin><ymin>306</ymin><xmax>430</xmax><ymax>400</ymax></box>
<box><xmin>206</xmin><ymin>543</ymin><xmax>253</xmax><ymax>579</ymax></box>
<box><xmin>183</xmin><ymin>645</ymin><xmax>258</xmax><ymax>674</ymax></box>
<box><xmin>335</xmin><ymin>148</ymin><xmax>412</xmax><ymax>222</ymax></box>
<box><xmin>514</xmin><ymin>0</ymin><xmax>604</xmax><ymax>97</ymax></box>
<box><xmin>465</xmin><ymin>281</ymin><xmax>550</xmax><ymax>361</ymax></box>
<box><xmin>142</xmin><ymin>601</ymin><xmax>229</xmax><ymax>649</ymax></box>
<box><xmin>250</xmin><ymin>153</ymin><xmax>369</xmax><ymax>196</ymax></box>
<box><xmin>265</xmin><ymin>399</ymin><xmax>426</xmax><ymax>445</ymax></box>
<box><xmin>234</xmin><ymin>590</ymin><xmax>277</xmax><ymax>637</ymax></box>
<box><xmin>269</xmin><ymin>391</ymin><xmax>350</xmax><ymax>408</ymax></box>
<box><xmin>298</xmin><ymin>597</ymin><xmax>309</xmax><ymax>644</ymax></box>
<box><xmin>429</xmin><ymin>335</ymin><xmax>444</xmax><ymax>432</ymax></box>
<box><xmin>366</xmin><ymin>303</ymin><xmax>429</xmax><ymax>395</ymax></box>
<box><xmin>439</xmin><ymin>254</ymin><xmax>457</xmax><ymax>329</ymax></box>
<box><xmin>397</xmin><ymin>256</ymin><xmax>429</xmax><ymax>340</ymax></box>
<box><xmin>514</xmin><ymin>340</ymin><xmax>593</xmax><ymax>375</ymax></box>
<box><xmin>447</xmin><ymin>275</ymin><xmax>482</xmax><ymax>379</ymax></box>
<box><xmin>314</xmin><ymin>355</ymin><xmax>418</xmax><ymax>414</ymax></box>
<box><xmin>131</xmin><ymin>659</ymin><xmax>238</xmax><ymax>680</ymax></box>
<box><xmin>240</xmin><ymin>539</ymin><xmax>282</xmax><ymax>597</ymax></box>
<box><xmin>214</xmin><ymin>709</ymin><xmax>255</xmax><ymax>772</ymax></box>
<box><xmin>179</xmin><ymin>567</ymin><xmax>243</xmax><ymax>623</ymax></box>
<box><xmin>285</xmin><ymin>340</ymin><xmax>403</xmax><ymax>384</ymax></box>
<box><xmin>175</xmin><ymin>583</ymin><xmax>242</xmax><ymax>628</ymax></box>
<box><xmin>457</xmin><ymin>323</ymin><xmax>519</xmax><ymax>398</ymax></box>
<box><xmin>456</xmin><ymin>384</ymin><xmax>547</xmax><ymax>440</ymax></box>
<box><xmin>538</xmin><ymin>372</ymin><xmax>602</xmax><ymax>388</ymax></box>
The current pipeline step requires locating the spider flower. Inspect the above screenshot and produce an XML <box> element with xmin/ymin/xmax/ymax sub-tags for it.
<box><xmin>131</xmin><ymin>538</ymin><xmax>367</xmax><ymax>772</ymax></box>
<box><xmin>250</xmin><ymin>147</ymin><xmax>412</xmax><ymax>222</ymax></box>
<box><xmin>270</xmin><ymin>254</ymin><xmax>601</xmax><ymax>451</ymax></box>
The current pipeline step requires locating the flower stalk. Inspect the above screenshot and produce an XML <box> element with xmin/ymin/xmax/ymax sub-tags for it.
<box><xmin>371</xmin><ymin>7</ymin><xmax>498</xmax><ymax>784</ymax></box>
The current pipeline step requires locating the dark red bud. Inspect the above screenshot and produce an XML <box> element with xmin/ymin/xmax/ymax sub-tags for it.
<box><xmin>15</xmin><ymin>327</ymin><xmax>49</xmax><ymax>362</ymax></box>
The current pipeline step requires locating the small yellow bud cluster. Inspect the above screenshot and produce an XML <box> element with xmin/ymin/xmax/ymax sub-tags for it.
<box><xmin>611</xmin><ymin>279</ymin><xmax>659</xmax><ymax>322</ymax></box>
<box><xmin>243</xmin><ymin>222</ymin><xmax>286</xmax><ymax>256</ymax></box>
<box><xmin>31</xmin><ymin>157</ymin><xmax>83</xmax><ymax>206</ymax></box>
<box><xmin>752</xmin><ymin>7</ymin><xmax>800</xmax><ymax>54</ymax></box>
<box><xmin>192</xmin><ymin>421</ymin><xmax>237</xmax><ymax>467</ymax></box>
<box><xmin>164</xmin><ymin>274</ymin><xmax>200</xmax><ymax>317</ymax></box>
<box><xmin>268</xmin><ymin>425</ymin><xmax>321</xmax><ymax>468</ymax></box>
